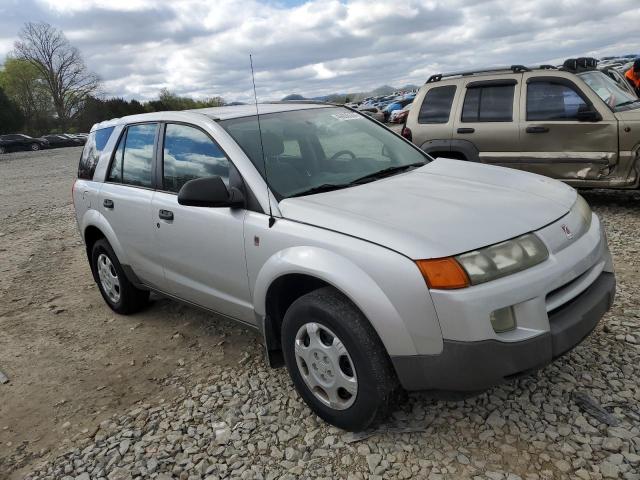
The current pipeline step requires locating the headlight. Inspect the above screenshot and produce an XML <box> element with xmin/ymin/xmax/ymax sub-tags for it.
<box><xmin>456</xmin><ymin>233</ymin><xmax>549</xmax><ymax>285</ymax></box>
<box><xmin>574</xmin><ymin>194</ymin><xmax>592</xmax><ymax>232</ymax></box>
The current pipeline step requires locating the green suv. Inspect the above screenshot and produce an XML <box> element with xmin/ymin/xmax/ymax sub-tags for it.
<box><xmin>402</xmin><ymin>59</ymin><xmax>640</xmax><ymax>189</ymax></box>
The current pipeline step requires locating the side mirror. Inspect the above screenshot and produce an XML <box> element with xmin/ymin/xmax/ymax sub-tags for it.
<box><xmin>177</xmin><ymin>176</ymin><xmax>244</xmax><ymax>208</ymax></box>
<box><xmin>576</xmin><ymin>106</ymin><xmax>602</xmax><ymax>122</ymax></box>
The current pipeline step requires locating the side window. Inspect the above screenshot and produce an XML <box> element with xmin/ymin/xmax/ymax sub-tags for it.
<box><xmin>418</xmin><ymin>85</ymin><xmax>456</xmax><ymax>124</ymax></box>
<box><xmin>461</xmin><ymin>85</ymin><xmax>514</xmax><ymax>122</ymax></box>
<box><xmin>107</xmin><ymin>131</ymin><xmax>125</xmax><ymax>183</ymax></box>
<box><xmin>527</xmin><ymin>81</ymin><xmax>588</xmax><ymax>121</ymax></box>
<box><xmin>122</xmin><ymin>124</ymin><xmax>157</xmax><ymax>187</ymax></box>
<box><xmin>162</xmin><ymin>124</ymin><xmax>230</xmax><ymax>193</ymax></box>
<box><xmin>78</xmin><ymin>127</ymin><xmax>115</xmax><ymax>180</ymax></box>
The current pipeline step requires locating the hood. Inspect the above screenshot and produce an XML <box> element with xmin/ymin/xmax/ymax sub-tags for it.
<box><xmin>279</xmin><ymin>159</ymin><xmax>576</xmax><ymax>259</ymax></box>
<box><xmin>615</xmin><ymin>107</ymin><xmax>640</xmax><ymax>122</ymax></box>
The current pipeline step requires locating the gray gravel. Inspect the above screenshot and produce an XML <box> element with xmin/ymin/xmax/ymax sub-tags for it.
<box><xmin>10</xmin><ymin>152</ymin><xmax>640</xmax><ymax>480</ymax></box>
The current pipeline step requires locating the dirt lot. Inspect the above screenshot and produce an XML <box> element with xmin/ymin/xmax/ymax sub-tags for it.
<box><xmin>0</xmin><ymin>147</ymin><xmax>257</xmax><ymax>479</ymax></box>
<box><xmin>1</xmin><ymin>147</ymin><xmax>639</xmax><ymax>480</ymax></box>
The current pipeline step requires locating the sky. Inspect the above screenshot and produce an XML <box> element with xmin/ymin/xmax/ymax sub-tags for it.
<box><xmin>0</xmin><ymin>0</ymin><xmax>639</xmax><ymax>102</ymax></box>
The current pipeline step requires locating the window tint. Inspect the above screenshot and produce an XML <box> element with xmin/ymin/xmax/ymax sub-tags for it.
<box><xmin>78</xmin><ymin>126</ymin><xmax>115</xmax><ymax>180</ymax></box>
<box><xmin>162</xmin><ymin>124</ymin><xmax>230</xmax><ymax>193</ymax></box>
<box><xmin>462</xmin><ymin>85</ymin><xmax>514</xmax><ymax>122</ymax></box>
<box><xmin>418</xmin><ymin>86</ymin><xmax>456</xmax><ymax>124</ymax></box>
<box><xmin>527</xmin><ymin>82</ymin><xmax>588</xmax><ymax>121</ymax></box>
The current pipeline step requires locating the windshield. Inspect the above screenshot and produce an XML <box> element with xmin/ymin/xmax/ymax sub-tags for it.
<box><xmin>579</xmin><ymin>71</ymin><xmax>638</xmax><ymax>110</ymax></box>
<box><xmin>221</xmin><ymin>107</ymin><xmax>429</xmax><ymax>200</ymax></box>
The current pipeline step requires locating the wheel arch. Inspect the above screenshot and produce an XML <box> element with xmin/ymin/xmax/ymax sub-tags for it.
<box><xmin>420</xmin><ymin>139</ymin><xmax>479</xmax><ymax>162</ymax></box>
<box><xmin>253</xmin><ymin>246</ymin><xmax>418</xmax><ymax>368</ymax></box>
<box><xmin>80</xmin><ymin>209</ymin><xmax>128</xmax><ymax>263</ymax></box>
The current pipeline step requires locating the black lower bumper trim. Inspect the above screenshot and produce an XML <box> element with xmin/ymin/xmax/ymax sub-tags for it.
<box><xmin>392</xmin><ymin>272</ymin><xmax>616</xmax><ymax>392</ymax></box>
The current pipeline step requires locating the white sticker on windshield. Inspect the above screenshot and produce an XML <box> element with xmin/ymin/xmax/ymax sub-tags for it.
<box><xmin>331</xmin><ymin>112</ymin><xmax>363</xmax><ymax>121</ymax></box>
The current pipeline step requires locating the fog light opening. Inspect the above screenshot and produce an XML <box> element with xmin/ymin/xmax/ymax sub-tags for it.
<box><xmin>490</xmin><ymin>307</ymin><xmax>516</xmax><ymax>333</ymax></box>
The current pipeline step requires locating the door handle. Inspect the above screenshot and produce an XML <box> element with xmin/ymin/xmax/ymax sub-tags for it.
<box><xmin>103</xmin><ymin>199</ymin><xmax>114</xmax><ymax>209</ymax></box>
<box><xmin>158</xmin><ymin>209</ymin><xmax>174</xmax><ymax>221</ymax></box>
<box><xmin>457</xmin><ymin>128</ymin><xmax>475</xmax><ymax>134</ymax></box>
<box><xmin>526</xmin><ymin>126</ymin><xmax>549</xmax><ymax>134</ymax></box>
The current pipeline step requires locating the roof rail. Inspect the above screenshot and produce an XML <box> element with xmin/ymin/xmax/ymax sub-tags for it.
<box><xmin>426</xmin><ymin>64</ymin><xmax>531</xmax><ymax>83</ymax></box>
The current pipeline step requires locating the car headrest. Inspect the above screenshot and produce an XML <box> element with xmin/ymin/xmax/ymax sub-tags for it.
<box><xmin>261</xmin><ymin>132</ymin><xmax>284</xmax><ymax>156</ymax></box>
<box><xmin>239</xmin><ymin>130</ymin><xmax>284</xmax><ymax>161</ymax></box>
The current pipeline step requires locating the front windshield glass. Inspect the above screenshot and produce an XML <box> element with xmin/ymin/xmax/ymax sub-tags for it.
<box><xmin>579</xmin><ymin>71</ymin><xmax>638</xmax><ymax>110</ymax></box>
<box><xmin>221</xmin><ymin>107</ymin><xmax>429</xmax><ymax>200</ymax></box>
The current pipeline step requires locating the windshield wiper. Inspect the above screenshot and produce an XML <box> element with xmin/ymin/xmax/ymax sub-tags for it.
<box><xmin>349</xmin><ymin>162</ymin><xmax>426</xmax><ymax>186</ymax></box>
<box><xmin>288</xmin><ymin>183</ymin><xmax>351</xmax><ymax>198</ymax></box>
<box><xmin>287</xmin><ymin>162</ymin><xmax>427</xmax><ymax>198</ymax></box>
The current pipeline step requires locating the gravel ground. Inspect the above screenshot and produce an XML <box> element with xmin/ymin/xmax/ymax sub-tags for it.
<box><xmin>1</xmin><ymin>148</ymin><xmax>639</xmax><ymax>480</ymax></box>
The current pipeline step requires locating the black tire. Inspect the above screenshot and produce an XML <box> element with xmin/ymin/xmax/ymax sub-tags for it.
<box><xmin>281</xmin><ymin>287</ymin><xmax>399</xmax><ymax>431</ymax></box>
<box><xmin>30</xmin><ymin>143</ymin><xmax>40</xmax><ymax>151</ymax></box>
<box><xmin>91</xmin><ymin>238</ymin><xmax>149</xmax><ymax>314</ymax></box>
<box><xmin>0</xmin><ymin>146</ymin><xmax>5</xmax><ymax>154</ymax></box>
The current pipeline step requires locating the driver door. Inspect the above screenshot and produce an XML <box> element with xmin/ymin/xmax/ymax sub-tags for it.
<box><xmin>518</xmin><ymin>73</ymin><xmax>618</xmax><ymax>181</ymax></box>
<box><xmin>151</xmin><ymin>123</ymin><xmax>253</xmax><ymax>323</ymax></box>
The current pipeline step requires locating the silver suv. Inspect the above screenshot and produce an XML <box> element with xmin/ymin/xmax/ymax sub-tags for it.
<box><xmin>73</xmin><ymin>103</ymin><xmax>615</xmax><ymax>431</ymax></box>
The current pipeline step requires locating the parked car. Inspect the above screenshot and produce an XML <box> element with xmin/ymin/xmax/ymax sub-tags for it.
<box><xmin>74</xmin><ymin>103</ymin><xmax>614</xmax><ymax>431</ymax></box>
<box><xmin>42</xmin><ymin>134</ymin><xmax>83</xmax><ymax>148</ymax></box>
<box><xmin>358</xmin><ymin>106</ymin><xmax>385</xmax><ymax>122</ymax></box>
<box><xmin>404</xmin><ymin>58</ymin><xmax>640</xmax><ymax>189</ymax></box>
<box><xmin>382</xmin><ymin>96</ymin><xmax>415</xmax><ymax>122</ymax></box>
<box><xmin>389</xmin><ymin>103</ymin><xmax>412</xmax><ymax>123</ymax></box>
<box><xmin>599</xmin><ymin>65</ymin><xmax>637</xmax><ymax>98</ymax></box>
<box><xmin>0</xmin><ymin>134</ymin><xmax>49</xmax><ymax>154</ymax></box>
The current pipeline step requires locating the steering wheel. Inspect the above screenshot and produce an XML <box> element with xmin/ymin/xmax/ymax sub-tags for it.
<box><xmin>329</xmin><ymin>150</ymin><xmax>356</xmax><ymax>161</ymax></box>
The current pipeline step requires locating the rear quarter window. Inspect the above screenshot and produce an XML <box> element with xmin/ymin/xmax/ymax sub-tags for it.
<box><xmin>418</xmin><ymin>85</ymin><xmax>457</xmax><ymax>124</ymax></box>
<box><xmin>77</xmin><ymin>127</ymin><xmax>115</xmax><ymax>180</ymax></box>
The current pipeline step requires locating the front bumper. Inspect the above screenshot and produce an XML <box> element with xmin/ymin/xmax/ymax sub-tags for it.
<box><xmin>392</xmin><ymin>271</ymin><xmax>615</xmax><ymax>391</ymax></box>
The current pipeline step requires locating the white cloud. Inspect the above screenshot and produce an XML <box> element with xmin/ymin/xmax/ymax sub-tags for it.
<box><xmin>1</xmin><ymin>0</ymin><xmax>639</xmax><ymax>102</ymax></box>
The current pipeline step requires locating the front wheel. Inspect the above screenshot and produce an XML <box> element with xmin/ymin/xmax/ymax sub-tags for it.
<box><xmin>30</xmin><ymin>143</ymin><xmax>40</xmax><ymax>151</ymax></box>
<box><xmin>91</xmin><ymin>238</ymin><xmax>149</xmax><ymax>314</ymax></box>
<box><xmin>281</xmin><ymin>287</ymin><xmax>399</xmax><ymax>431</ymax></box>
<box><xmin>0</xmin><ymin>146</ymin><xmax>5</xmax><ymax>154</ymax></box>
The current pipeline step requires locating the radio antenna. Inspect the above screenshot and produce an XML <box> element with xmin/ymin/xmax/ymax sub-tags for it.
<box><xmin>250</xmin><ymin>54</ymin><xmax>275</xmax><ymax>228</ymax></box>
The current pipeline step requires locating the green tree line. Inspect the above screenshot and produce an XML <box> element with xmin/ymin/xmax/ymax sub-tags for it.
<box><xmin>0</xmin><ymin>22</ymin><xmax>224</xmax><ymax>136</ymax></box>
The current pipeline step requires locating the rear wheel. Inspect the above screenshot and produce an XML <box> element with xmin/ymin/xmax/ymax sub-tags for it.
<box><xmin>281</xmin><ymin>287</ymin><xmax>398</xmax><ymax>431</ymax></box>
<box><xmin>91</xmin><ymin>238</ymin><xmax>149</xmax><ymax>314</ymax></box>
<box><xmin>30</xmin><ymin>143</ymin><xmax>40</xmax><ymax>151</ymax></box>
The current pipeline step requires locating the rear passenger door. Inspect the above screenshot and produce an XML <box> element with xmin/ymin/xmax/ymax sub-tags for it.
<box><xmin>100</xmin><ymin>123</ymin><xmax>165</xmax><ymax>287</ymax></box>
<box><xmin>519</xmin><ymin>74</ymin><xmax>618</xmax><ymax>180</ymax></box>
<box><xmin>151</xmin><ymin>123</ymin><xmax>253</xmax><ymax>323</ymax></box>
<box><xmin>451</xmin><ymin>76</ymin><xmax>521</xmax><ymax>165</ymax></box>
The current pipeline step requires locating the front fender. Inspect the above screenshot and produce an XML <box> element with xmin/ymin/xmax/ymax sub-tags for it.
<box><xmin>253</xmin><ymin>246</ymin><xmax>419</xmax><ymax>356</ymax></box>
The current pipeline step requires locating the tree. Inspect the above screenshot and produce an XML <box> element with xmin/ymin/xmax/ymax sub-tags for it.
<box><xmin>13</xmin><ymin>22</ymin><xmax>99</xmax><ymax>129</ymax></box>
<box><xmin>147</xmin><ymin>89</ymin><xmax>224</xmax><ymax>112</ymax></box>
<box><xmin>0</xmin><ymin>86</ymin><xmax>24</xmax><ymax>134</ymax></box>
<box><xmin>75</xmin><ymin>96</ymin><xmax>147</xmax><ymax>132</ymax></box>
<box><xmin>0</xmin><ymin>57</ymin><xmax>53</xmax><ymax>134</ymax></box>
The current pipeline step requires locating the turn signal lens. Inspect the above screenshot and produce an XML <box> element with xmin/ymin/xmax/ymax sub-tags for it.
<box><xmin>416</xmin><ymin>258</ymin><xmax>470</xmax><ymax>289</ymax></box>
